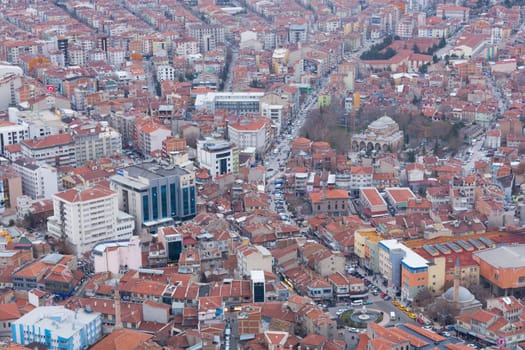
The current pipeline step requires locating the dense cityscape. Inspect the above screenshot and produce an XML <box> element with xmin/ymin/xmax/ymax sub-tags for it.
<box><xmin>0</xmin><ymin>0</ymin><xmax>524</xmax><ymax>348</ymax></box>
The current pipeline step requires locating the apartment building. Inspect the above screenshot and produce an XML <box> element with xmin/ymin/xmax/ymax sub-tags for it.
<box><xmin>156</xmin><ymin>65</ymin><xmax>176</xmax><ymax>81</ymax></box>
<box><xmin>12</xmin><ymin>159</ymin><xmax>58</xmax><ymax>200</ymax></box>
<box><xmin>237</xmin><ymin>244</ymin><xmax>273</xmax><ymax>277</ymax></box>
<box><xmin>47</xmin><ymin>186</ymin><xmax>135</xmax><ymax>256</ymax></box>
<box><xmin>71</xmin><ymin>121</ymin><xmax>122</xmax><ymax>165</ymax></box>
<box><xmin>194</xmin><ymin>92</ymin><xmax>265</xmax><ymax>115</ymax></box>
<box><xmin>228</xmin><ymin>119</ymin><xmax>269</xmax><ymax>156</ymax></box>
<box><xmin>187</xmin><ymin>24</ymin><xmax>225</xmax><ymax>52</ymax></box>
<box><xmin>136</xmin><ymin>123</ymin><xmax>172</xmax><ymax>156</ymax></box>
<box><xmin>0</xmin><ymin>120</ymin><xmax>29</xmax><ymax>154</ymax></box>
<box><xmin>20</xmin><ymin>133</ymin><xmax>75</xmax><ymax>168</ymax></box>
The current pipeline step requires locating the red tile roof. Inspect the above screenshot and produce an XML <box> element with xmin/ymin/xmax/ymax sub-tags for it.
<box><xmin>22</xmin><ymin>133</ymin><xmax>73</xmax><ymax>149</ymax></box>
<box><xmin>361</xmin><ymin>188</ymin><xmax>385</xmax><ymax>206</ymax></box>
<box><xmin>54</xmin><ymin>186</ymin><xmax>114</xmax><ymax>203</ymax></box>
<box><xmin>309</xmin><ymin>189</ymin><xmax>348</xmax><ymax>204</ymax></box>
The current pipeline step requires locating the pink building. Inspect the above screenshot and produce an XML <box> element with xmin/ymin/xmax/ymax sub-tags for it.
<box><xmin>93</xmin><ymin>237</ymin><xmax>142</xmax><ymax>275</ymax></box>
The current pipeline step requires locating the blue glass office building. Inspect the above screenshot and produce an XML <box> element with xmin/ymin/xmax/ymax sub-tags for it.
<box><xmin>111</xmin><ymin>163</ymin><xmax>196</xmax><ymax>233</ymax></box>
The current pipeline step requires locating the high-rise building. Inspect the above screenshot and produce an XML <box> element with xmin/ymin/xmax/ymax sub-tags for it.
<box><xmin>47</xmin><ymin>186</ymin><xmax>135</xmax><ymax>256</ymax></box>
<box><xmin>110</xmin><ymin>163</ymin><xmax>196</xmax><ymax>233</ymax></box>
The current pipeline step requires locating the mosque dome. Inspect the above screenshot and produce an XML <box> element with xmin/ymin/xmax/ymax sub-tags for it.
<box><xmin>368</xmin><ymin>115</ymin><xmax>397</xmax><ymax>132</ymax></box>
<box><xmin>442</xmin><ymin>286</ymin><xmax>476</xmax><ymax>304</ymax></box>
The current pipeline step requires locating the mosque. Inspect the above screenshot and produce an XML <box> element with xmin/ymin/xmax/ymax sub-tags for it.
<box><xmin>351</xmin><ymin>115</ymin><xmax>404</xmax><ymax>153</ymax></box>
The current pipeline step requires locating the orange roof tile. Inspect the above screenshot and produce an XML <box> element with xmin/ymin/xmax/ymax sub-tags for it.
<box><xmin>22</xmin><ymin>133</ymin><xmax>73</xmax><ymax>149</ymax></box>
<box><xmin>90</xmin><ymin>329</ymin><xmax>153</xmax><ymax>350</ymax></box>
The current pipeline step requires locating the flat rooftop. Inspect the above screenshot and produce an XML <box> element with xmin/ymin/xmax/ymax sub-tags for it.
<box><xmin>474</xmin><ymin>245</ymin><xmax>525</xmax><ymax>268</ymax></box>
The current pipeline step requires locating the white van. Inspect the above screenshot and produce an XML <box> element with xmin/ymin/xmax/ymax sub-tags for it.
<box><xmin>390</xmin><ymin>311</ymin><xmax>396</xmax><ymax>320</ymax></box>
<box><xmin>351</xmin><ymin>300</ymin><xmax>363</xmax><ymax>306</ymax></box>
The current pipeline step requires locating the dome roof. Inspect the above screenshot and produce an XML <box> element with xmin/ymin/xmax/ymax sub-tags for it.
<box><xmin>369</xmin><ymin>115</ymin><xmax>396</xmax><ymax>130</ymax></box>
<box><xmin>442</xmin><ymin>286</ymin><xmax>476</xmax><ymax>304</ymax></box>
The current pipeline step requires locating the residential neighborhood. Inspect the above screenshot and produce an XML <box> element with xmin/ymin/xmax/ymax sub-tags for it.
<box><xmin>1</xmin><ymin>0</ymin><xmax>525</xmax><ymax>349</ymax></box>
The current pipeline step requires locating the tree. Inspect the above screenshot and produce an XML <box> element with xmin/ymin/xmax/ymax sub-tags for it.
<box><xmin>433</xmin><ymin>54</ymin><xmax>439</xmax><ymax>64</ymax></box>
<box><xmin>413</xmin><ymin>44</ymin><xmax>421</xmax><ymax>54</ymax></box>
<box><xmin>23</xmin><ymin>213</ymin><xmax>40</xmax><ymax>229</ymax></box>
<box><xmin>427</xmin><ymin>299</ymin><xmax>460</xmax><ymax>326</ymax></box>
<box><xmin>469</xmin><ymin>284</ymin><xmax>491</xmax><ymax>307</ymax></box>
<box><xmin>414</xmin><ymin>287</ymin><xmax>434</xmax><ymax>308</ymax></box>
<box><xmin>419</xmin><ymin>63</ymin><xmax>429</xmax><ymax>74</ymax></box>
<box><xmin>407</xmin><ymin>150</ymin><xmax>416</xmax><ymax>163</ymax></box>
<box><xmin>439</xmin><ymin>36</ymin><xmax>446</xmax><ymax>48</ymax></box>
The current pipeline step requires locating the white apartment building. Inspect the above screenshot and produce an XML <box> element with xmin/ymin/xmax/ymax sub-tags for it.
<box><xmin>260</xmin><ymin>102</ymin><xmax>284</xmax><ymax>134</ymax></box>
<box><xmin>156</xmin><ymin>65</ymin><xmax>176</xmax><ymax>81</ymax></box>
<box><xmin>67</xmin><ymin>45</ymin><xmax>86</xmax><ymax>66</ymax></box>
<box><xmin>228</xmin><ymin>119</ymin><xmax>269</xmax><ymax>156</ymax></box>
<box><xmin>237</xmin><ymin>244</ymin><xmax>273</xmax><ymax>277</ymax></box>
<box><xmin>396</xmin><ymin>17</ymin><xmax>415</xmax><ymax>39</ymax></box>
<box><xmin>349</xmin><ymin>166</ymin><xmax>374</xmax><ymax>190</ymax></box>
<box><xmin>137</xmin><ymin>123</ymin><xmax>172</xmax><ymax>156</ymax></box>
<box><xmin>12</xmin><ymin>159</ymin><xmax>58</xmax><ymax>200</ymax></box>
<box><xmin>194</xmin><ymin>92</ymin><xmax>265</xmax><ymax>115</ymax></box>
<box><xmin>187</xmin><ymin>24</ymin><xmax>225</xmax><ymax>52</ymax></box>
<box><xmin>0</xmin><ymin>74</ymin><xmax>22</xmax><ymax>112</ymax></box>
<box><xmin>8</xmin><ymin>107</ymin><xmax>67</xmax><ymax>139</ymax></box>
<box><xmin>20</xmin><ymin>133</ymin><xmax>75</xmax><ymax>167</ymax></box>
<box><xmin>107</xmin><ymin>48</ymin><xmax>126</xmax><ymax>67</ymax></box>
<box><xmin>87</xmin><ymin>49</ymin><xmax>106</xmax><ymax>62</ymax></box>
<box><xmin>0</xmin><ymin>120</ymin><xmax>29</xmax><ymax>154</ymax></box>
<box><xmin>71</xmin><ymin>121</ymin><xmax>122</xmax><ymax>165</ymax></box>
<box><xmin>197</xmin><ymin>137</ymin><xmax>239</xmax><ymax>179</ymax></box>
<box><xmin>47</xmin><ymin>186</ymin><xmax>135</xmax><ymax>256</ymax></box>
<box><xmin>174</xmin><ymin>38</ymin><xmax>199</xmax><ymax>57</ymax></box>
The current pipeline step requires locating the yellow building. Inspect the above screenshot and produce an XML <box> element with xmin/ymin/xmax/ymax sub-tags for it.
<box><xmin>354</xmin><ymin>228</ymin><xmax>381</xmax><ymax>272</ymax></box>
<box><xmin>318</xmin><ymin>94</ymin><xmax>331</xmax><ymax>108</ymax></box>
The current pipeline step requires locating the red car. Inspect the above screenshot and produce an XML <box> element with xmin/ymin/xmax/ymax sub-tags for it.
<box><xmin>380</xmin><ymin>292</ymin><xmax>387</xmax><ymax>298</ymax></box>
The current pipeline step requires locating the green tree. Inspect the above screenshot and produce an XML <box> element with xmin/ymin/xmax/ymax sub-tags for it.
<box><xmin>439</xmin><ymin>36</ymin><xmax>446</xmax><ymax>48</ymax></box>
<box><xmin>413</xmin><ymin>44</ymin><xmax>421</xmax><ymax>53</ymax></box>
<box><xmin>407</xmin><ymin>150</ymin><xmax>416</xmax><ymax>162</ymax></box>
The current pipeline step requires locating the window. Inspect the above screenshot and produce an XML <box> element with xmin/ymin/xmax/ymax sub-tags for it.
<box><xmin>152</xmin><ymin>187</ymin><xmax>158</xmax><ymax>220</ymax></box>
<box><xmin>170</xmin><ymin>183</ymin><xmax>176</xmax><ymax>216</ymax></box>
<box><xmin>519</xmin><ymin>276</ymin><xmax>525</xmax><ymax>283</ymax></box>
<box><xmin>161</xmin><ymin>185</ymin><xmax>167</xmax><ymax>218</ymax></box>
<box><xmin>142</xmin><ymin>195</ymin><xmax>149</xmax><ymax>221</ymax></box>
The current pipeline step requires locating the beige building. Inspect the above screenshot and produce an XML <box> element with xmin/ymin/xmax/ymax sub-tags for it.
<box><xmin>309</xmin><ymin>189</ymin><xmax>349</xmax><ymax>217</ymax></box>
<box><xmin>313</xmin><ymin>250</ymin><xmax>346</xmax><ymax>276</ymax></box>
<box><xmin>298</xmin><ymin>304</ymin><xmax>337</xmax><ymax>340</ymax></box>
<box><xmin>351</xmin><ymin>115</ymin><xmax>404</xmax><ymax>153</ymax></box>
<box><xmin>353</xmin><ymin>228</ymin><xmax>381</xmax><ymax>272</ymax></box>
<box><xmin>236</xmin><ymin>244</ymin><xmax>273</xmax><ymax>277</ymax></box>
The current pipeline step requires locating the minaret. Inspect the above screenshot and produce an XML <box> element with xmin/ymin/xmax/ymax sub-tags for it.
<box><xmin>114</xmin><ymin>286</ymin><xmax>123</xmax><ymax>331</ymax></box>
<box><xmin>453</xmin><ymin>256</ymin><xmax>460</xmax><ymax>304</ymax></box>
